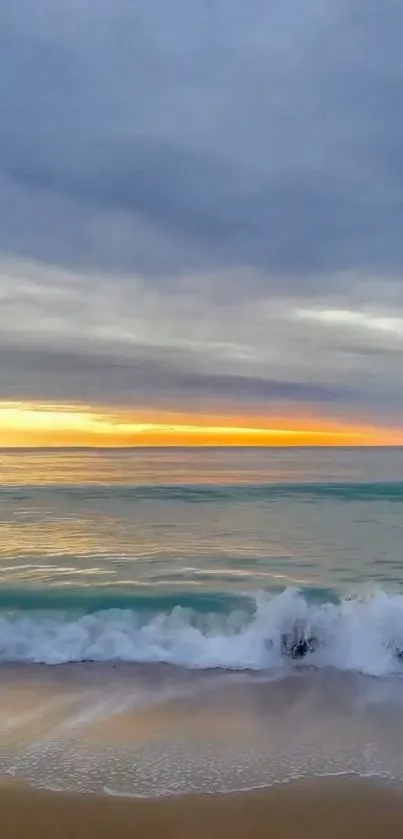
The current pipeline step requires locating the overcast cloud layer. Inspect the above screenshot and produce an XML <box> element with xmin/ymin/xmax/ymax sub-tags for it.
<box><xmin>1</xmin><ymin>1</ymin><xmax>403</xmax><ymax>421</ymax></box>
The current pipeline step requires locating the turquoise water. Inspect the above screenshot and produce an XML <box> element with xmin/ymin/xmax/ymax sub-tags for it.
<box><xmin>1</xmin><ymin>447</ymin><xmax>403</xmax><ymax>671</ymax></box>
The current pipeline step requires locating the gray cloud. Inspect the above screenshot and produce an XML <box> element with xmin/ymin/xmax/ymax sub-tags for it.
<box><xmin>0</xmin><ymin>342</ymin><xmax>356</xmax><ymax>407</ymax></box>
<box><xmin>2</xmin><ymin>2</ymin><xmax>403</xmax><ymax>422</ymax></box>
<box><xmin>1</xmin><ymin>0</ymin><xmax>403</xmax><ymax>284</ymax></box>
<box><xmin>1</xmin><ymin>260</ymin><xmax>403</xmax><ymax>422</ymax></box>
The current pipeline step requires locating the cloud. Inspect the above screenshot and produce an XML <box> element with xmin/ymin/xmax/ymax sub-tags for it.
<box><xmin>0</xmin><ymin>342</ymin><xmax>356</xmax><ymax>407</ymax></box>
<box><xmin>2</xmin><ymin>2</ymin><xmax>403</xmax><ymax>425</ymax></box>
<box><xmin>1</xmin><ymin>259</ymin><xmax>403</xmax><ymax>424</ymax></box>
<box><xmin>1</xmin><ymin>0</ymin><xmax>403</xmax><ymax>284</ymax></box>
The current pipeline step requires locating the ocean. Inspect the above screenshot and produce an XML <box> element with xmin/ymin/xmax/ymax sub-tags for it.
<box><xmin>1</xmin><ymin>446</ymin><xmax>403</xmax><ymax>796</ymax></box>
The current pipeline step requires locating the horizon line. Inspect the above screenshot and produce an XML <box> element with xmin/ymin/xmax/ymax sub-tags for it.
<box><xmin>2</xmin><ymin>443</ymin><xmax>403</xmax><ymax>451</ymax></box>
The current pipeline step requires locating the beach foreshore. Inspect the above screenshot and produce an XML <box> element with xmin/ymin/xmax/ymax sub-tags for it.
<box><xmin>0</xmin><ymin>777</ymin><xmax>403</xmax><ymax>839</ymax></box>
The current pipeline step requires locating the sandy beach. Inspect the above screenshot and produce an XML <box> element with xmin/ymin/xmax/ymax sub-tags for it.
<box><xmin>0</xmin><ymin>777</ymin><xmax>402</xmax><ymax>839</ymax></box>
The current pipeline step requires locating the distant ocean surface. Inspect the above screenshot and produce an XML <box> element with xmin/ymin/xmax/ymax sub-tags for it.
<box><xmin>2</xmin><ymin>446</ymin><xmax>403</xmax><ymax>795</ymax></box>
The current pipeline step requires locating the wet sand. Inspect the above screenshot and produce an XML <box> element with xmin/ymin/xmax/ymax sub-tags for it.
<box><xmin>2</xmin><ymin>665</ymin><xmax>403</xmax><ymax>795</ymax></box>
<box><xmin>1</xmin><ymin>778</ymin><xmax>403</xmax><ymax>839</ymax></box>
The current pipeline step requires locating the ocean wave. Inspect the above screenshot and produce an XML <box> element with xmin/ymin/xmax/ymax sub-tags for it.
<box><xmin>3</xmin><ymin>481</ymin><xmax>403</xmax><ymax>502</ymax></box>
<box><xmin>0</xmin><ymin>588</ymin><xmax>403</xmax><ymax>674</ymax></box>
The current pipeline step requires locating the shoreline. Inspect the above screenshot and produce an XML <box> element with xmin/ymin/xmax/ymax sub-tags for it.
<box><xmin>1</xmin><ymin>776</ymin><xmax>403</xmax><ymax>839</ymax></box>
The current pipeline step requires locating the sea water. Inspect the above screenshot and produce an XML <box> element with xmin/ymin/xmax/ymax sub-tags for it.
<box><xmin>1</xmin><ymin>446</ymin><xmax>403</xmax><ymax>794</ymax></box>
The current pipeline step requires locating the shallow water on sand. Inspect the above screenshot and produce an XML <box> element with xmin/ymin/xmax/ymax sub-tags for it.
<box><xmin>0</xmin><ymin>664</ymin><xmax>403</xmax><ymax>795</ymax></box>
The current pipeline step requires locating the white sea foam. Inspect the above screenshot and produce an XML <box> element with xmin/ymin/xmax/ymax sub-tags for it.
<box><xmin>0</xmin><ymin>589</ymin><xmax>403</xmax><ymax>674</ymax></box>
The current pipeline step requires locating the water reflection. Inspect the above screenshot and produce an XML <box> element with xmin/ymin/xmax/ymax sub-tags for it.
<box><xmin>0</xmin><ymin>448</ymin><xmax>403</xmax><ymax>592</ymax></box>
<box><xmin>1</xmin><ymin>446</ymin><xmax>403</xmax><ymax>486</ymax></box>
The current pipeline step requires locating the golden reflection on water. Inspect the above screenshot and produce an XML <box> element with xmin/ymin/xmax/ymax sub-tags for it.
<box><xmin>0</xmin><ymin>446</ymin><xmax>393</xmax><ymax>486</ymax></box>
<box><xmin>0</xmin><ymin>449</ymin><xmax>298</xmax><ymax>588</ymax></box>
<box><xmin>0</xmin><ymin>448</ymin><xmax>400</xmax><ymax>591</ymax></box>
<box><xmin>0</xmin><ymin>447</ymin><xmax>279</xmax><ymax>485</ymax></box>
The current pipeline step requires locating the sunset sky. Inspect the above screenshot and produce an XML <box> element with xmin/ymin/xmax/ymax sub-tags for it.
<box><xmin>1</xmin><ymin>2</ymin><xmax>403</xmax><ymax>446</ymax></box>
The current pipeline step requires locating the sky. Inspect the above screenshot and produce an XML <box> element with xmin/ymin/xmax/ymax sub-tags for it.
<box><xmin>2</xmin><ymin>0</ymin><xmax>403</xmax><ymax>446</ymax></box>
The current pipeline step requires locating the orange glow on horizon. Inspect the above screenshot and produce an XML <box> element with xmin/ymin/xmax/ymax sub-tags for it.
<box><xmin>0</xmin><ymin>401</ymin><xmax>403</xmax><ymax>447</ymax></box>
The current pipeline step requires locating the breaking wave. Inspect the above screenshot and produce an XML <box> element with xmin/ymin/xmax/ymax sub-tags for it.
<box><xmin>1</xmin><ymin>588</ymin><xmax>403</xmax><ymax>675</ymax></box>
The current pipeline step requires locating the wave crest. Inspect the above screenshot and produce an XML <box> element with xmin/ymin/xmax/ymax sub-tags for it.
<box><xmin>3</xmin><ymin>481</ymin><xmax>403</xmax><ymax>502</ymax></box>
<box><xmin>0</xmin><ymin>589</ymin><xmax>403</xmax><ymax>674</ymax></box>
